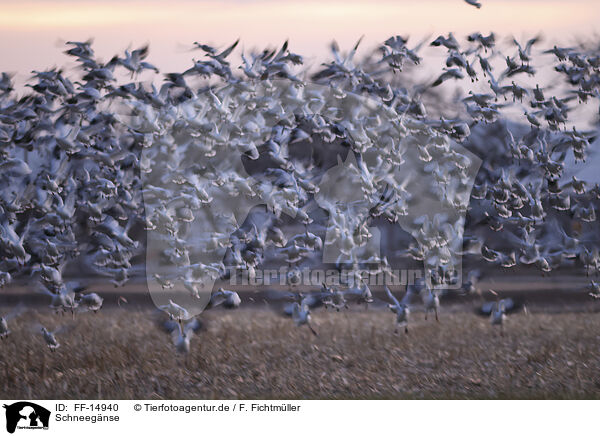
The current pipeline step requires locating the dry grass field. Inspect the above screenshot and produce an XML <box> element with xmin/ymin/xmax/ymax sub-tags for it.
<box><xmin>1</xmin><ymin>307</ymin><xmax>600</xmax><ymax>399</ymax></box>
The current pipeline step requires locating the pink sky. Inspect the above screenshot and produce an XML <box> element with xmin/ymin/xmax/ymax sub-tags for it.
<box><xmin>0</xmin><ymin>0</ymin><xmax>598</xmax><ymax>78</ymax></box>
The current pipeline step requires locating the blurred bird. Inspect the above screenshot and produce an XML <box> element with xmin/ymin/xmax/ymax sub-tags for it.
<box><xmin>464</xmin><ymin>0</ymin><xmax>482</xmax><ymax>8</ymax></box>
<box><xmin>385</xmin><ymin>286</ymin><xmax>410</xmax><ymax>334</ymax></box>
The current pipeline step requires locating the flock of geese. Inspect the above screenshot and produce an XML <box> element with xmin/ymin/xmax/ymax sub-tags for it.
<box><xmin>0</xmin><ymin>29</ymin><xmax>598</xmax><ymax>353</ymax></box>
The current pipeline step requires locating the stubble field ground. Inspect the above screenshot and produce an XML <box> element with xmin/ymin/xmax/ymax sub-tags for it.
<box><xmin>1</xmin><ymin>302</ymin><xmax>599</xmax><ymax>399</ymax></box>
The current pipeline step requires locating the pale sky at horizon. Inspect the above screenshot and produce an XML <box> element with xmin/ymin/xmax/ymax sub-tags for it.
<box><xmin>0</xmin><ymin>0</ymin><xmax>598</xmax><ymax>79</ymax></box>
